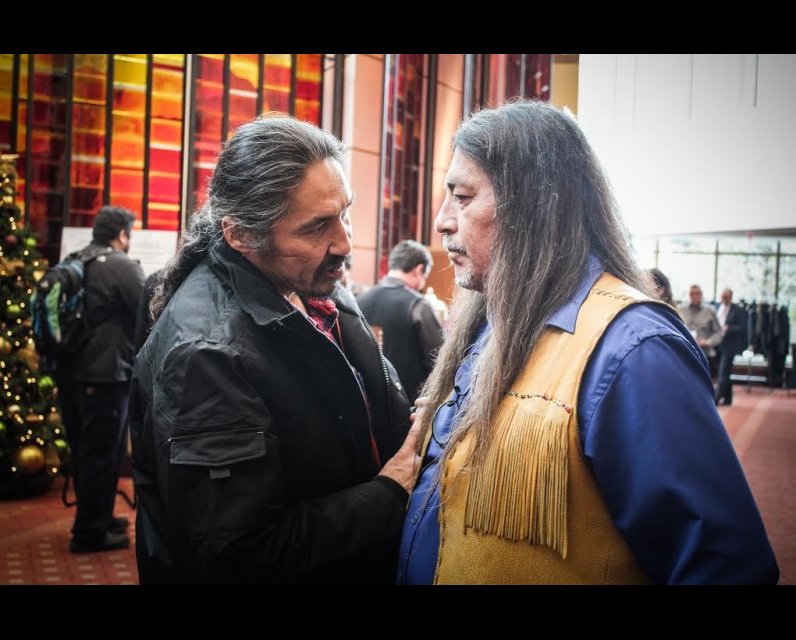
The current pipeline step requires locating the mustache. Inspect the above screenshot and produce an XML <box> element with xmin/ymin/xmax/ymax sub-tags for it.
<box><xmin>319</xmin><ymin>255</ymin><xmax>346</xmax><ymax>272</ymax></box>
<box><xmin>442</xmin><ymin>235</ymin><xmax>466</xmax><ymax>255</ymax></box>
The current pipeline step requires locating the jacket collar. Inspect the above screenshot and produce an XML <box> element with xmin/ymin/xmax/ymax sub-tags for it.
<box><xmin>207</xmin><ymin>240</ymin><xmax>361</xmax><ymax>326</ymax></box>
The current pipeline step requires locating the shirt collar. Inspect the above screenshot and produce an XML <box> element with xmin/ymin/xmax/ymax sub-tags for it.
<box><xmin>545</xmin><ymin>253</ymin><xmax>604</xmax><ymax>334</ymax></box>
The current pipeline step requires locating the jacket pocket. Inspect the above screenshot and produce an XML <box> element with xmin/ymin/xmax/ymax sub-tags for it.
<box><xmin>169</xmin><ymin>427</ymin><xmax>266</xmax><ymax>472</ymax></box>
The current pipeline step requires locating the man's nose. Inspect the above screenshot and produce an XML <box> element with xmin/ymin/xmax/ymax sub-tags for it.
<box><xmin>434</xmin><ymin>197</ymin><xmax>456</xmax><ymax>235</ymax></box>
<box><xmin>331</xmin><ymin>218</ymin><xmax>353</xmax><ymax>255</ymax></box>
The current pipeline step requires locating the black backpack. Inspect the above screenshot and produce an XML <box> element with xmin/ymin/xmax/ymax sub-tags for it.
<box><xmin>30</xmin><ymin>247</ymin><xmax>112</xmax><ymax>364</ymax></box>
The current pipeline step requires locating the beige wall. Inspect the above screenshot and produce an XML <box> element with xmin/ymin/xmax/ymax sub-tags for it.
<box><xmin>425</xmin><ymin>54</ymin><xmax>465</xmax><ymax>304</ymax></box>
<box><xmin>341</xmin><ymin>54</ymin><xmax>384</xmax><ymax>288</ymax></box>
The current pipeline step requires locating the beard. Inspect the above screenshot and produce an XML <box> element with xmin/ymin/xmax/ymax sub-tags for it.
<box><xmin>443</xmin><ymin>234</ymin><xmax>483</xmax><ymax>291</ymax></box>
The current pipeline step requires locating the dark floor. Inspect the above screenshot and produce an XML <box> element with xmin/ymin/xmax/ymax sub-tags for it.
<box><xmin>0</xmin><ymin>386</ymin><xmax>793</xmax><ymax>584</ymax></box>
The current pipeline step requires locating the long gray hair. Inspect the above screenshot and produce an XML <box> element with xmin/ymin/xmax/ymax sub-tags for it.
<box><xmin>150</xmin><ymin>115</ymin><xmax>344</xmax><ymax>320</ymax></box>
<box><xmin>418</xmin><ymin>99</ymin><xmax>651</xmax><ymax>469</ymax></box>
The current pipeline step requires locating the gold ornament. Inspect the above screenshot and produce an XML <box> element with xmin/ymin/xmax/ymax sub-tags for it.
<box><xmin>0</xmin><ymin>336</ymin><xmax>11</xmax><ymax>356</ymax></box>
<box><xmin>33</xmin><ymin>269</ymin><xmax>46</xmax><ymax>282</ymax></box>
<box><xmin>7</xmin><ymin>404</ymin><xmax>22</xmax><ymax>417</ymax></box>
<box><xmin>13</xmin><ymin>445</ymin><xmax>45</xmax><ymax>475</ymax></box>
<box><xmin>4</xmin><ymin>259</ymin><xmax>24</xmax><ymax>274</ymax></box>
<box><xmin>46</xmin><ymin>411</ymin><xmax>62</xmax><ymax>427</ymax></box>
<box><xmin>16</xmin><ymin>346</ymin><xmax>39</xmax><ymax>370</ymax></box>
<box><xmin>24</xmin><ymin>413</ymin><xmax>43</xmax><ymax>425</ymax></box>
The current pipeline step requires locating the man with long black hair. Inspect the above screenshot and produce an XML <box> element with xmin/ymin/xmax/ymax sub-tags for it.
<box><xmin>130</xmin><ymin>116</ymin><xmax>419</xmax><ymax>584</ymax></box>
<box><xmin>399</xmin><ymin>100</ymin><xmax>778</xmax><ymax>584</ymax></box>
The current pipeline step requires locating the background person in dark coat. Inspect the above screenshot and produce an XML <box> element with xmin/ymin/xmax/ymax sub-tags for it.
<box><xmin>715</xmin><ymin>288</ymin><xmax>748</xmax><ymax>405</ymax></box>
<box><xmin>129</xmin><ymin>116</ymin><xmax>419</xmax><ymax>584</ymax></box>
<box><xmin>55</xmin><ymin>206</ymin><xmax>145</xmax><ymax>553</ymax></box>
<box><xmin>358</xmin><ymin>240</ymin><xmax>443</xmax><ymax>402</ymax></box>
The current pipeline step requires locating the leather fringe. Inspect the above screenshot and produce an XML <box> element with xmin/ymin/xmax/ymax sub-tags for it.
<box><xmin>464</xmin><ymin>402</ymin><xmax>569</xmax><ymax>558</ymax></box>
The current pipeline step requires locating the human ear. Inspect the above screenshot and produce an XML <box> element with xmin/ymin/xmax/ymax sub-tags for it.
<box><xmin>221</xmin><ymin>217</ymin><xmax>250</xmax><ymax>254</ymax></box>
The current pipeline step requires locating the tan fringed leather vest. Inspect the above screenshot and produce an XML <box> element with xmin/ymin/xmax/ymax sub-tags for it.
<box><xmin>434</xmin><ymin>273</ymin><xmax>663</xmax><ymax>584</ymax></box>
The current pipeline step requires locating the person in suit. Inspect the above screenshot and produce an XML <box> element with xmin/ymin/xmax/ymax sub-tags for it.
<box><xmin>715</xmin><ymin>288</ymin><xmax>748</xmax><ymax>406</ymax></box>
<box><xmin>357</xmin><ymin>240</ymin><xmax>444</xmax><ymax>402</ymax></box>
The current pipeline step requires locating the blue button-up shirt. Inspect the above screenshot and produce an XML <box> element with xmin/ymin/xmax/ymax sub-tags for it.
<box><xmin>397</xmin><ymin>255</ymin><xmax>778</xmax><ymax>584</ymax></box>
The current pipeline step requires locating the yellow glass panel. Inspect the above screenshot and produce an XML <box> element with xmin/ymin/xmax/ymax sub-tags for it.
<box><xmin>153</xmin><ymin>54</ymin><xmax>184</xmax><ymax>68</ymax></box>
<box><xmin>231</xmin><ymin>54</ymin><xmax>259</xmax><ymax>91</ymax></box>
<box><xmin>114</xmin><ymin>54</ymin><xmax>147</xmax><ymax>86</ymax></box>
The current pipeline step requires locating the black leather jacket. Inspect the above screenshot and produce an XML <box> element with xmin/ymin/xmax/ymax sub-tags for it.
<box><xmin>129</xmin><ymin>241</ymin><xmax>411</xmax><ymax>584</ymax></box>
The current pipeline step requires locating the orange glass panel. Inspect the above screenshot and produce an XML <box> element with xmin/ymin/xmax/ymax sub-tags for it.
<box><xmin>110</xmin><ymin>54</ymin><xmax>146</xmax><ymax>217</ymax></box>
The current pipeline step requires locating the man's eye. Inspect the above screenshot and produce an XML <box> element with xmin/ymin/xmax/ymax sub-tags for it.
<box><xmin>453</xmin><ymin>193</ymin><xmax>471</xmax><ymax>202</ymax></box>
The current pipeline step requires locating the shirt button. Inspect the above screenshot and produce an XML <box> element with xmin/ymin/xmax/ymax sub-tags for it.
<box><xmin>411</xmin><ymin>514</ymin><xmax>419</xmax><ymax>524</ymax></box>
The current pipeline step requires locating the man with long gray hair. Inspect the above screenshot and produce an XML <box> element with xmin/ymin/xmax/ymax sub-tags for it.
<box><xmin>129</xmin><ymin>115</ymin><xmax>420</xmax><ymax>584</ymax></box>
<box><xmin>398</xmin><ymin>100</ymin><xmax>777</xmax><ymax>584</ymax></box>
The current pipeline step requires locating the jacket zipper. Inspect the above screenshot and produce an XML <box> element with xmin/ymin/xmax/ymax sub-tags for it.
<box><xmin>357</xmin><ymin>310</ymin><xmax>394</xmax><ymax>429</ymax></box>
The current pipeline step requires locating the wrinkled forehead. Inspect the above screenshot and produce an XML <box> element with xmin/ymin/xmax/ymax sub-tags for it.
<box><xmin>445</xmin><ymin>148</ymin><xmax>490</xmax><ymax>188</ymax></box>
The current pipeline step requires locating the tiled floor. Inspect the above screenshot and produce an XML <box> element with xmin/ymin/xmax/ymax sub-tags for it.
<box><xmin>0</xmin><ymin>388</ymin><xmax>793</xmax><ymax>584</ymax></box>
<box><xmin>0</xmin><ymin>476</ymin><xmax>137</xmax><ymax>585</ymax></box>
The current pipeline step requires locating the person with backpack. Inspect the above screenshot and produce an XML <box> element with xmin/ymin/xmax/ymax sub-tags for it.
<box><xmin>51</xmin><ymin>206</ymin><xmax>145</xmax><ymax>553</ymax></box>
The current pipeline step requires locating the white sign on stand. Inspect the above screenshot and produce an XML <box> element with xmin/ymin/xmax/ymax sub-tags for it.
<box><xmin>59</xmin><ymin>227</ymin><xmax>178</xmax><ymax>277</ymax></box>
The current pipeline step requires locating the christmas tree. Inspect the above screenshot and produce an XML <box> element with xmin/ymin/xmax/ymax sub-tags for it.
<box><xmin>0</xmin><ymin>156</ymin><xmax>68</xmax><ymax>498</ymax></box>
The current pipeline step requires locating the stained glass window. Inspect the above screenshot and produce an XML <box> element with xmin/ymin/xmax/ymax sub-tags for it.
<box><xmin>1</xmin><ymin>53</ymin><xmax>324</xmax><ymax>253</ymax></box>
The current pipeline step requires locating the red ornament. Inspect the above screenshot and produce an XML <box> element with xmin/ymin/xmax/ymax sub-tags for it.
<box><xmin>4</xmin><ymin>234</ymin><xmax>19</xmax><ymax>246</ymax></box>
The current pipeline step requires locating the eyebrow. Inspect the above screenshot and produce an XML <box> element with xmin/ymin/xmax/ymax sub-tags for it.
<box><xmin>446</xmin><ymin>179</ymin><xmax>473</xmax><ymax>191</ymax></box>
<box><xmin>296</xmin><ymin>195</ymin><xmax>355</xmax><ymax>232</ymax></box>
